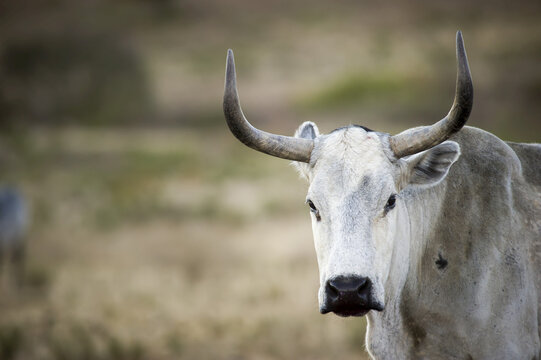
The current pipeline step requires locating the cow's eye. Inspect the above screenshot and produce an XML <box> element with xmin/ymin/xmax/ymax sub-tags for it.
<box><xmin>384</xmin><ymin>194</ymin><xmax>397</xmax><ymax>212</ymax></box>
<box><xmin>306</xmin><ymin>199</ymin><xmax>321</xmax><ymax>221</ymax></box>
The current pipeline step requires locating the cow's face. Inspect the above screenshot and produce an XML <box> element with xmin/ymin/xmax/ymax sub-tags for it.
<box><xmin>294</xmin><ymin>122</ymin><xmax>460</xmax><ymax>316</ymax></box>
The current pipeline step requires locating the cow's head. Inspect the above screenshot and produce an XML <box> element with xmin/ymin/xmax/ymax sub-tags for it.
<box><xmin>223</xmin><ymin>32</ymin><xmax>473</xmax><ymax>317</ymax></box>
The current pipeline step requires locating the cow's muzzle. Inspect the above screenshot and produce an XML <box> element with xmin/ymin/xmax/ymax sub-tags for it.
<box><xmin>320</xmin><ymin>275</ymin><xmax>384</xmax><ymax>317</ymax></box>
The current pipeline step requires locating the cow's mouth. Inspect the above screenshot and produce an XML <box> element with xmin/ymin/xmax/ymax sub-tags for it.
<box><xmin>333</xmin><ymin>307</ymin><xmax>371</xmax><ymax>317</ymax></box>
<box><xmin>321</xmin><ymin>301</ymin><xmax>384</xmax><ymax>317</ymax></box>
<box><xmin>321</xmin><ymin>304</ymin><xmax>381</xmax><ymax>317</ymax></box>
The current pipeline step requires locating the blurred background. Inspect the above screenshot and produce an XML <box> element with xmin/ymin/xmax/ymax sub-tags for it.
<box><xmin>0</xmin><ymin>1</ymin><xmax>540</xmax><ymax>359</ymax></box>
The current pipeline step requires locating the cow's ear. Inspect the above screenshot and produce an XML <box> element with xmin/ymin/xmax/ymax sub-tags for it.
<box><xmin>292</xmin><ymin>121</ymin><xmax>319</xmax><ymax>180</ymax></box>
<box><xmin>402</xmin><ymin>141</ymin><xmax>460</xmax><ymax>187</ymax></box>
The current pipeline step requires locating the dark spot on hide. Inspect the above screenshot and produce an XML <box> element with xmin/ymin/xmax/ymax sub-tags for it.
<box><xmin>330</xmin><ymin>124</ymin><xmax>374</xmax><ymax>134</ymax></box>
<box><xmin>435</xmin><ymin>253</ymin><xmax>448</xmax><ymax>270</ymax></box>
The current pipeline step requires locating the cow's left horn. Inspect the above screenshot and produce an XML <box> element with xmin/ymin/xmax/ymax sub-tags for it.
<box><xmin>223</xmin><ymin>49</ymin><xmax>314</xmax><ymax>163</ymax></box>
<box><xmin>389</xmin><ymin>31</ymin><xmax>473</xmax><ymax>158</ymax></box>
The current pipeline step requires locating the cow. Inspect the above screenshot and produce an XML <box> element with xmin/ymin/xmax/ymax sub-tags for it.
<box><xmin>222</xmin><ymin>31</ymin><xmax>541</xmax><ymax>359</ymax></box>
<box><xmin>0</xmin><ymin>187</ymin><xmax>29</xmax><ymax>287</ymax></box>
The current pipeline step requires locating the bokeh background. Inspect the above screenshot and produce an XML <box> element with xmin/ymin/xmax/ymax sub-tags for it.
<box><xmin>0</xmin><ymin>1</ymin><xmax>540</xmax><ymax>359</ymax></box>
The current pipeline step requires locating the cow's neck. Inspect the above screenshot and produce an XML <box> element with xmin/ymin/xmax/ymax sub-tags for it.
<box><xmin>365</xmin><ymin>185</ymin><xmax>447</xmax><ymax>359</ymax></box>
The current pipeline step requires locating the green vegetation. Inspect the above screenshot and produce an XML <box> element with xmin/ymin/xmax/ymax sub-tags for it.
<box><xmin>297</xmin><ymin>71</ymin><xmax>425</xmax><ymax>110</ymax></box>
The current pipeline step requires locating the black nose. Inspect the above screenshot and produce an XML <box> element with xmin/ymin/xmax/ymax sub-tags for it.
<box><xmin>322</xmin><ymin>275</ymin><xmax>382</xmax><ymax>316</ymax></box>
<box><xmin>326</xmin><ymin>275</ymin><xmax>369</xmax><ymax>302</ymax></box>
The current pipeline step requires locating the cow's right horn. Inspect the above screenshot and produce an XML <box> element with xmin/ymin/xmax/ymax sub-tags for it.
<box><xmin>389</xmin><ymin>31</ymin><xmax>473</xmax><ymax>158</ymax></box>
<box><xmin>223</xmin><ymin>49</ymin><xmax>314</xmax><ymax>163</ymax></box>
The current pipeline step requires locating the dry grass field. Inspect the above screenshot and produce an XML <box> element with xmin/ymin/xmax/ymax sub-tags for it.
<box><xmin>0</xmin><ymin>127</ymin><xmax>370</xmax><ymax>360</ymax></box>
<box><xmin>0</xmin><ymin>1</ymin><xmax>540</xmax><ymax>359</ymax></box>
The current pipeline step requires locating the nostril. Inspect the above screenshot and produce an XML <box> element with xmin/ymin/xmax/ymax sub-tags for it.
<box><xmin>357</xmin><ymin>277</ymin><xmax>369</xmax><ymax>295</ymax></box>
<box><xmin>325</xmin><ymin>281</ymin><xmax>339</xmax><ymax>300</ymax></box>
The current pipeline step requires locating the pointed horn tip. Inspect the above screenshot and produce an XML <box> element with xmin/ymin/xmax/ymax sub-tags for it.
<box><xmin>225</xmin><ymin>49</ymin><xmax>236</xmax><ymax>84</ymax></box>
<box><xmin>226</xmin><ymin>49</ymin><xmax>235</xmax><ymax>66</ymax></box>
<box><xmin>456</xmin><ymin>31</ymin><xmax>464</xmax><ymax>49</ymax></box>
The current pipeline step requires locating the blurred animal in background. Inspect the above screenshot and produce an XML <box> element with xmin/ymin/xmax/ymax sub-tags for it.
<box><xmin>0</xmin><ymin>187</ymin><xmax>29</xmax><ymax>288</ymax></box>
<box><xmin>223</xmin><ymin>32</ymin><xmax>541</xmax><ymax>359</ymax></box>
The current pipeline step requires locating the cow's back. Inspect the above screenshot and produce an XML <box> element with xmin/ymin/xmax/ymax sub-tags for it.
<box><xmin>507</xmin><ymin>141</ymin><xmax>541</xmax><ymax>188</ymax></box>
<box><xmin>506</xmin><ymin>140</ymin><xmax>541</xmax><ymax>355</ymax></box>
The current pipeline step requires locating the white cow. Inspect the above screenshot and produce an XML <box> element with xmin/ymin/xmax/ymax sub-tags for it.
<box><xmin>223</xmin><ymin>32</ymin><xmax>541</xmax><ymax>359</ymax></box>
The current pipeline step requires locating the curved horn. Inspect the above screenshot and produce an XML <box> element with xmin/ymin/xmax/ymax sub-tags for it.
<box><xmin>223</xmin><ymin>49</ymin><xmax>313</xmax><ymax>162</ymax></box>
<box><xmin>390</xmin><ymin>31</ymin><xmax>473</xmax><ymax>158</ymax></box>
